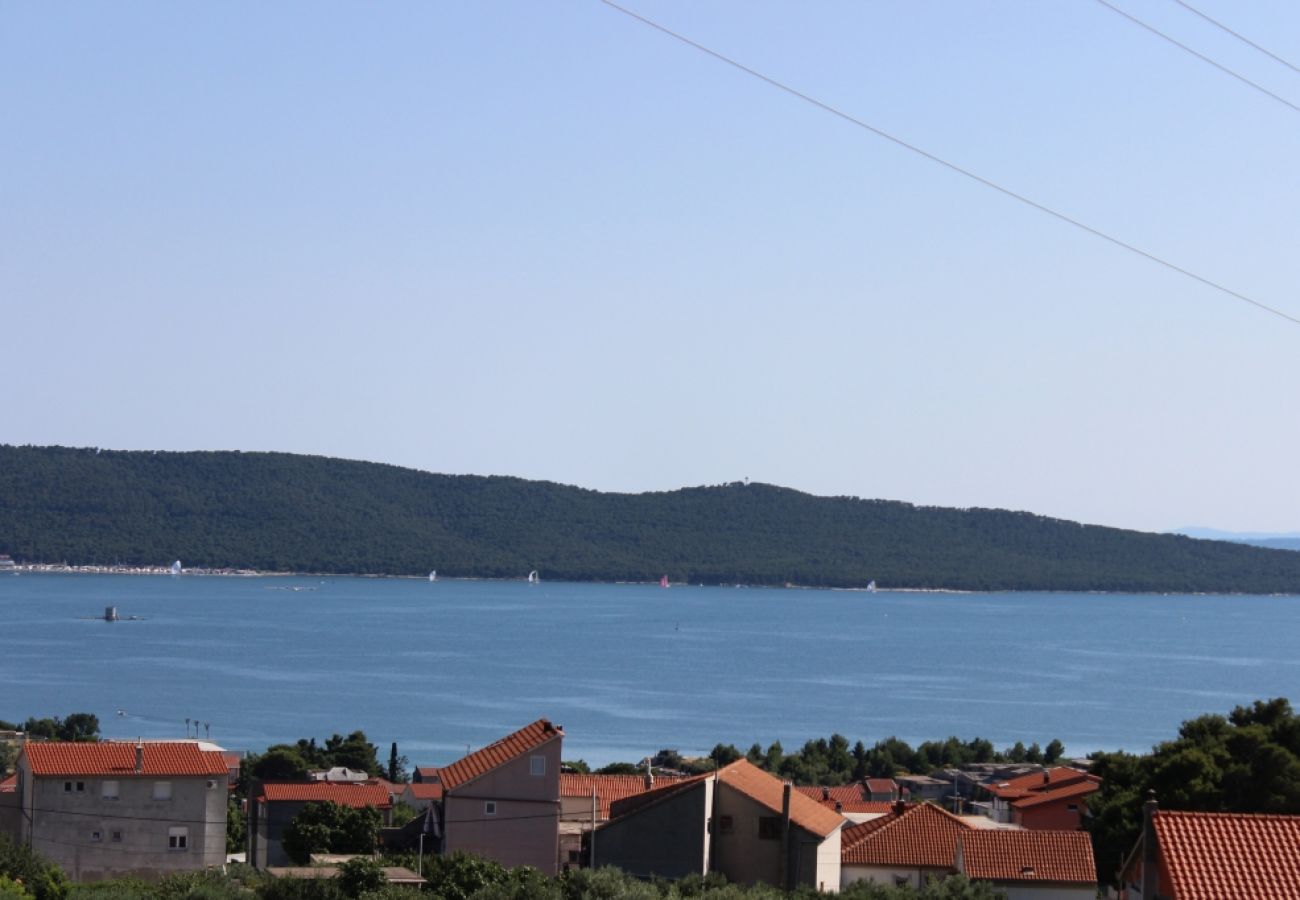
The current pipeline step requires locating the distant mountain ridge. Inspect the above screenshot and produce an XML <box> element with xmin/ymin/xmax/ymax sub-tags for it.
<box><xmin>2</xmin><ymin>445</ymin><xmax>1300</xmax><ymax>593</ymax></box>
<box><xmin>1173</xmin><ymin>528</ymin><xmax>1300</xmax><ymax>552</ymax></box>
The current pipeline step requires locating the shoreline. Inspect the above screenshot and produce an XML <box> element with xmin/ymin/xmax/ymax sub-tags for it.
<box><xmin>3</xmin><ymin>564</ymin><xmax>1296</xmax><ymax>596</ymax></box>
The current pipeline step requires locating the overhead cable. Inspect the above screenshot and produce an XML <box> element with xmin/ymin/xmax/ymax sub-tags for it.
<box><xmin>596</xmin><ymin>0</ymin><xmax>1300</xmax><ymax>328</ymax></box>
<box><xmin>1170</xmin><ymin>0</ymin><xmax>1300</xmax><ymax>76</ymax></box>
<box><xmin>1093</xmin><ymin>0</ymin><xmax>1300</xmax><ymax>115</ymax></box>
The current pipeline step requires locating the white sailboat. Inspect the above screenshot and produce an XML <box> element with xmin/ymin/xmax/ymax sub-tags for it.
<box><xmin>170</xmin><ymin>560</ymin><xmax>182</xmax><ymax>576</ymax></box>
<box><xmin>428</xmin><ymin>570</ymin><xmax>437</xmax><ymax>582</ymax></box>
<box><xmin>527</xmin><ymin>570</ymin><xmax>539</xmax><ymax>584</ymax></box>
<box><xmin>866</xmin><ymin>580</ymin><xmax>877</xmax><ymax>592</ymax></box>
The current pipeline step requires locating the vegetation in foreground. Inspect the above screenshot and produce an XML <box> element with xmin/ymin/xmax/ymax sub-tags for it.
<box><xmin>0</xmin><ymin>843</ymin><xmax>1000</xmax><ymax>900</ymax></box>
<box><xmin>4</xmin><ymin>444</ymin><xmax>1300</xmax><ymax>591</ymax></box>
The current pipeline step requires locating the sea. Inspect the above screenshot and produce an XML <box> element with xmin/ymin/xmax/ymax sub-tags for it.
<box><xmin>3</xmin><ymin>573</ymin><xmax>1299</xmax><ymax>768</ymax></box>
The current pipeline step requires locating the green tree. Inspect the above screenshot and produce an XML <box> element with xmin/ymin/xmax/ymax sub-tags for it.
<box><xmin>562</xmin><ymin>760</ymin><xmax>590</xmax><ymax>774</ymax></box>
<box><xmin>594</xmin><ymin>763</ymin><xmax>639</xmax><ymax>776</ymax></box>
<box><xmin>422</xmin><ymin>852</ymin><xmax>508</xmax><ymax>900</ymax></box>
<box><xmin>281</xmin><ymin>802</ymin><xmax>381</xmax><ymax>864</ymax></box>
<box><xmin>251</xmin><ymin>748</ymin><xmax>311</xmax><ymax>781</ymax></box>
<box><xmin>0</xmin><ymin>835</ymin><xmax>68</xmax><ymax>900</ymax></box>
<box><xmin>226</xmin><ymin>797</ymin><xmax>246</xmax><ymax>854</ymax></box>
<box><xmin>1043</xmin><ymin>739</ymin><xmax>1065</xmax><ymax>764</ymax></box>
<box><xmin>336</xmin><ymin>858</ymin><xmax>386</xmax><ymax>899</ymax></box>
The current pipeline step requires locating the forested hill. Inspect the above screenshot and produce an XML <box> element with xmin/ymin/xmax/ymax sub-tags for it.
<box><xmin>2</xmin><ymin>445</ymin><xmax>1298</xmax><ymax>593</ymax></box>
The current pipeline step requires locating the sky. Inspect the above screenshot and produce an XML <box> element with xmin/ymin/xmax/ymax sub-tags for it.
<box><xmin>3</xmin><ymin>1</ymin><xmax>1299</xmax><ymax>534</ymax></box>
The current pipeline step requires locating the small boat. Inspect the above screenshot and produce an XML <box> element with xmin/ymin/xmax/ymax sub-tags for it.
<box><xmin>527</xmin><ymin>570</ymin><xmax>539</xmax><ymax>584</ymax></box>
<box><xmin>170</xmin><ymin>560</ymin><xmax>182</xmax><ymax>576</ymax></box>
<box><xmin>659</xmin><ymin>574</ymin><xmax>670</xmax><ymax>589</ymax></box>
<box><xmin>428</xmin><ymin>570</ymin><xmax>437</xmax><ymax>582</ymax></box>
<box><xmin>866</xmin><ymin>580</ymin><xmax>877</xmax><ymax>592</ymax></box>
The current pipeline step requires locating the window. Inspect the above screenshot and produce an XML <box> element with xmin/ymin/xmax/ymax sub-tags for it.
<box><xmin>111</xmin><ymin>831</ymin><xmax>123</xmax><ymax>843</ymax></box>
<box><xmin>168</xmin><ymin>827</ymin><xmax>188</xmax><ymax>850</ymax></box>
<box><xmin>101</xmin><ymin>781</ymin><xmax>119</xmax><ymax>800</ymax></box>
<box><xmin>484</xmin><ymin>801</ymin><xmax>497</xmax><ymax>816</ymax></box>
<box><xmin>758</xmin><ymin>816</ymin><xmax>782</xmax><ymax>840</ymax></box>
<box><xmin>90</xmin><ymin>831</ymin><xmax>102</xmax><ymax>842</ymax></box>
<box><xmin>64</xmin><ymin>782</ymin><xmax>72</xmax><ymax>793</ymax></box>
<box><xmin>530</xmin><ymin>756</ymin><xmax>546</xmax><ymax>777</ymax></box>
<box><xmin>76</xmin><ymin>781</ymin><xmax>85</xmax><ymax>792</ymax></box>
<box><xmin>716</xmin><ymin>815</ymin><xmax>734</xmax><ymax>834</ymax></box>
<box><xmin>64</xmin><ymin>781</ymin><xmax>85</xmax><ymax>793</ymax></box>
<box><xmin>153</xmin><ymin>781</ymin><xmax>172</xmax><ymax>801</ymax></box>
<box><xmin>1067</xmin><ymin>803</ymin><xmax>1079</xmax><ymax>812</ymax></box>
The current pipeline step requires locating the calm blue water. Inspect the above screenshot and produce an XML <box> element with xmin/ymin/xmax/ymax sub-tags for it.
<box><xmin>3</xmin><ymin>574</ymin><xmax>1299</xmax><ymax>768</ymax></box>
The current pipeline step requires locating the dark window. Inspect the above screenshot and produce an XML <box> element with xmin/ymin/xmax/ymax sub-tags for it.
<box><xmin>717</xmin><ymin>815</ymin><xmax>734</xmax><ymax>834</ymax></box>
<box><xmin>758</xmin><ymin>816</ymin><xmax>782</xmax><ymax>840</ymax></box>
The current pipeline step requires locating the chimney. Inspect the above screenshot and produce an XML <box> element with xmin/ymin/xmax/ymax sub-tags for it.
<box><xmin>135</xmin><ymin>741</ymin><xmax>144</xmax><ymax>774</ymax></box>
<box><xmin>835</xmin><ymin>801</ymin><xmax>843</xmax><ymax>813</ymax></box>
<box><xmin>1043</xmin><ymin>769</ymin><xmax>1050</xmax><ymax>784</ymax></box>
<box><xmin>1141</xmin><ymin>791</ymin><xmax>1160</xmax><ymax>899</ymax></box>
<box><xmin>822</xmin><ymin>786</ymin><xmax>830</xmax><ymax>801</ymax></box>
<box><xmin>893</xmin><ymin>799</ymin><xmax>906</xmax><ymax>816</ymax></box>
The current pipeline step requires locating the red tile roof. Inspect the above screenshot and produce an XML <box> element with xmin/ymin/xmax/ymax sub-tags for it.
<box><xmin>402</xmin><ymin>783</ymin><xmax>444</xmax><ymax>801</ymax></box>
<box><xmin>794</xmin><ymin>785</ymin><xmax>895</xmax><ymax>815</ymax></box>
<box><xmin>1153</xmin><ymin>810</ymin><xmax>1300</xmax><ymax>899</ymax></box>
<box><xmin>986</xmin><ymin>767</ymin><xmax>1095</xmax><ymax>800</ymax></box>
<box><xmin>0</xmin><ymin>776</ymin><xmax>15</xmax><ymax>793</ymax></box>
<box><xmin>23</xmin><ymin>742</ymin><xmax>229</xmax><ymax>777</ymax></box>
<box><xmin>865</xmin><ymin>778</ymin><xmax>897</xmax><ymax>795</ymax></box>
<box><xmin>1010</xmin><ymin>777</ymin><xmax>1099</xmax><ymax>809</ymax></box>
<box><xmin>718</xmin><ymin>760</ymin><xmax>844</xmax><ymax>839</ymax></box>
<box><xmin>842</xmin><ymin>803</ymin><xmax>972</xmax><ymax>868</ymax></box>
<box><xmin>438</xmin><ymin>719</ymin><xmax>562</xmax><ymax>792</ymax></box>
<box><xmin>413</xmin><ymin>767</ymin><xmax>440</xmax><ymax>781</ymax></box>
<box><xmin>561</xmin><ymin>773</ymin><xmax>694</xmax><ymax>818</ymax></box>
<box><xmin>259</xmin><ymin>782</ymin><xmax>393</xmax><ymax>808</ymax></box>
<box><xmin>959</xmin><ymin>830</ymin><xmax>1096</xmax><ymax>884</ymax></box>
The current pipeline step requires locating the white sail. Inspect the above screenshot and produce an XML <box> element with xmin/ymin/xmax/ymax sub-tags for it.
<box><xmin>527</xmin><ymin>570</ymin><xmax>539</xmax><ymax>584</ymax></box>
<box><xmin>428</xmin><ymin>570</ymin><xmax>437</xmax><ymax>582</ymax></box>
<box><xmin>170</xmin><ymin>560</ymin><xmax>182</xmax><ymax>576</ymax></box>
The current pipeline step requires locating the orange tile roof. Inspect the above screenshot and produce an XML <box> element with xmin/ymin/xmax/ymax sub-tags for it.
<box><xmin>1153</xmin><ymin>810</ymin><xmax>1300</xmax><ymax>899</ymax></box>
<box><xmin>259</xmin><ymin>782</ymin><xmax>393</xmax><ymax>808</ymax></box>
<box><xmin>842</xmin><ymin>803</ymin><xmax>972</xmax><ymax>868</ymax></box>
<box><xmin>718</xmin><ymin>760</ymin><xmax>844</xmax><ymax>839</ymax></box>
<box><xmin>959</xmin><ymin>829</ymin><xmax>1096</xmax><ymax>884</ymax></box>
<box><xmin>23</xmin><ymin>742</ymin><xmax>229</xmax><ymax>777</ymax></box>
<box><xmin>561</xmin><ymin>773</ymin><xmax>694</xmax><ymax>818</ymax></box>
<box><xmin>794</xmin><ymin>785</ymin><xmax>895</xmax><ymax>814</ymax></box>
<box><xmin>438</xmin><ymin>719</ymin><xmax>562</xmax><ymax>792</ymax></box>
<box><xmin>0</xmin><ymin>776</ymin><xmax>15</xmax><ymax>793</ymax></box>
<box><xmin>1010</xmin><ymin>777</ymin><xmax>1099</xmax><ymax>809</ymax></box>
<box><xmin>986</xmin><ymin>767</ymin><xmax>1095</xmax><ymax>800</ymax></box>
<box><xmin>865</xmin><ymin>779</ymin><xmax>897</xmax><ymax>794</ymax></box>
<box><xmin>413</xmin><ymin>767</ymin><xmax>440</xmax><ymax>781</ymax></box>
<box><xmin>402</xmin><ymin>783</ymin><xmax>444</xmax><ymax>801</ymax></box>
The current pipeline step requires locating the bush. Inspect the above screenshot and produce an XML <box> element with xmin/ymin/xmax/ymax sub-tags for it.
<box><xmin>0</xmin><ymin>836</ymin><xmax>67</xmax><ymax>900</ymax></box>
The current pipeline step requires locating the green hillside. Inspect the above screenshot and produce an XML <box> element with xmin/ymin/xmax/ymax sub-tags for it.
<box><xmin>1</xmin><ymin>445</ymin><xmax>1297</xmax><ymax>592</ymax></box>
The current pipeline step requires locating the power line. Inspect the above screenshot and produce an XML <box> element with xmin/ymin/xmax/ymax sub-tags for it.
<box><xmin>1170</xmin><ymin>0</ymin><xmax>1300</xmax><ymax>77</ymax></box>
<box><xmin>596</xmin><ymin>0</ymin><xmax>1300</xmax><ymax>328</ymax></box>
<box><xmin>1093</xmin><ymin>0</ymin><xmax>1300</xmax><ymax>115</ymax></box>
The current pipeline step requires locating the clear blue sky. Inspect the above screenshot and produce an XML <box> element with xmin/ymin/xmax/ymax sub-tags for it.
<box><xmin>4</xmin><ymin>1</ymin><xmax>1299</xmax><ymax>534</ymax></box>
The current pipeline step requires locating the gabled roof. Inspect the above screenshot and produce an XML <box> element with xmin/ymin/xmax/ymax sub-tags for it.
<box><xmin>402</xmin><ymin>783</ymin><xmax>444</xmax><ymax>801</ymax></box>
<box><xmin>959</xmin><ymin>830</ymin><xmax>1095</xmax><ymax>884</ymax></box>
<box><xmin>865</xmin><ymin>778</ymin><xmax>897</xmax><ymax>794</ymax></box>
<box><xmin>561</xmin><ymin>773</ymin><xmax>693</xmax><ymax>818</ymax></box>
<box><xmin>259</xmin><ymin>782</ymin><xmax>393</xmax><ymax>808</ymax></box>
<box><xmin>842</xmin><ymin>803</ymin><xmax>972</xmax><ymax>868</ymax></box>
<box><xmin>413</xmin><ymin>767</ymin><xmax>440</xmax><ymax>781</ymax></box>
<box><xmin>718</xmin><ymin>760</ymin><xmax>844</xmax><ymax>839</ymax></box>
<box><xmin>1153</xmin><ymin>810</ymin><xmax>1300</xmax><ymax>899</ymax></box>
<box><xmin>986</xmin><ymin>767</ymin><xmax>1095</xmax><ymax>800</ymax></box>
<box><xmin>1010</xmin><ymin>777</ymin><xmax>1099</xmax><ymax>809</ymax></box>
<box><xmin>23</xmin><ymin>742</ymin><xmax>229</xmax><ymax>777</ymax></box>
<box><xmin>794</xmin><ymin>785</ymin><xmax>895</xmax><ymax>815</ymax></box>
<box><xmin>438</xmin><ymin>719</ymin><xmax>562</xmax><ymax>792</ymax></box>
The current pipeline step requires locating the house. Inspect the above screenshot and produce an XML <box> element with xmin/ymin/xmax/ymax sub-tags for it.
<box><xmin>841</xmin><ymin>802</ymin><xmax>1095</xmax><ymax>897</ymax></box>
<box><xmin>308</xmin><ymin>767</ymin><xmax>371</xmax><ymax>783</ymax></box>
<box><xmin>864</xmin><ymin>779</ymin><xmax>899</xmax><ymax>802</ymax></box>
<box><xmin>896</xmin><ymin>774</ymin><xmax>951</xmax><ymax>803</ymax></box>
<box><xmin>596</xmin><ymin>759</ymin><xmax>845</xmax><ymax>891</ymax></box>
<box><xmin>840</xmin><ymin>802</ymin><xmax>973</xmax><ymax>889</ymax></box>
<box><xmin>558</xmin><ymin>771</ymin><xmax>693</xmax><ymax>868</ymax></box>
<box><xmin>14</xmin><ymin>741</ymin><xmax>229</xmax><ymax>881</ymax></box>
<box><xmin>412</xmin><ymin>767</ymin><xmax>440</xmax><ymax>784</ymax></box>
<box><xmin>1118</xmin><ymin>797</ymin><xmax>1300</xmax><ymax>899</ymax></box>
<box><xmin>248</xmin><ymin>781</ymin><xmax>393</xmax><ymax>868</ymax></box>
<box><xmin>397</xmin><ymin>782</ymin><xmax>444</xmax><ymax>812</ymax></box>
<box><xmin>982</xmin><ymin>767</ymin><xmax>1100</xmax><ymax>829</ymax></box>
<box><xmin>436</xmin><ymin>719</ymin><xmax>564</xmax><ymax>874</ymax></box>
<box><xmin>794</xmin><ymin>785</ymin><xmax>895</xmax><ymax>823</ymax></box>
<box><xmin>0</xmin><ymin>775</ymin><xmax>19</xmax><ymax>839</ymax></box>
<box><xmin>956</xmin><ymin>829</ymin><xmax>1096</xmax><ymax>899</ymax></box>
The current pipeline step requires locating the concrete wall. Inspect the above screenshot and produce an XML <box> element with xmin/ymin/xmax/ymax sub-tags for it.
<box><xmin>711</xmin><ymin>782</ymin><xmax>837</xmax><ymax>890</ymax></box>
<box><xmin>1014</xmin><ymin>799</ymin><xmax>1086</xmax><ymax>831</ymax></box>
<box><xmin>595</xmin><ymin>783</ymin><xmax>708</xmax><ymax>880</ymax></box>
<box><xmin>442</xmin><ymin>735</ymin><xmax>562</xmax><ymax>874</ymax></box>
<box><xmin>0</xmin><ymin>785</ymin><xmax>20</xmax><ymax>842</ymax></box>
<box><xmin>19</xmin><ymin>763</ymin><xmax>226</xmax><ymax>881</ymax></box>
<box><xmin>841</xmin><ymin>864</ymin><xmax>948</xmax><ymax>891</ymax></box>
<box><xmin>249</xmin><ymin>799</ymin><xmax>309</xmax><ymax>869</ymax></box>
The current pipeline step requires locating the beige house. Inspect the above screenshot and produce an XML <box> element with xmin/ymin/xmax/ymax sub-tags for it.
<box><xmin>437</xmin><ymin>719</ymin><xmax>564</xmax><ymax>874</ymax></box>
<box><xmin>14</xmin><ymin>741</ymin><xmax>229</xmax><ymax>881</ymax></box>
<box><xmin>596</xmin><ymin>759</ymin><xmax>845</xmax><ymax>891</ymax></box>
